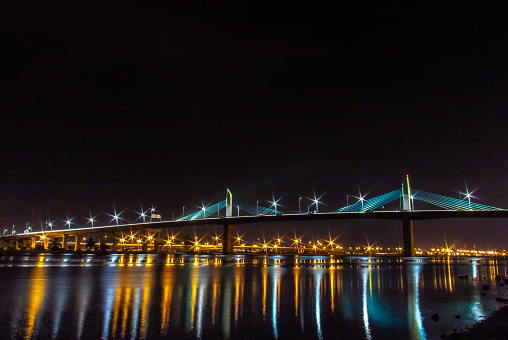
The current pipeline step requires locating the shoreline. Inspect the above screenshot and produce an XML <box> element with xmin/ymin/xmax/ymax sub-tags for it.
<box><xmin>448</xmin><ymin>305</ymin><xmax>508</xmax><ymax>339</ymax></box>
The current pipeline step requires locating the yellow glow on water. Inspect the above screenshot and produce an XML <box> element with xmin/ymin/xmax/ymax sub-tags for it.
<box><xmin>121</xmin><ymin>288</ymin><xmax>131</xmax><ymax>338</ymax></box>
<box><xmin>161</xmin><ymin>269</ymin><xmax>174</xmax><ymax>335</ymax></box>
<box><xmin>25</xmin><ymin>266</ymin><xmax>46</xmax><ymax>339</ymax></box>
<box><xmin>140</xmin><ymin>269</ymin><xmax>153</xmax><ymax>339</ymax></box>
<box><xmin>294</xmin><ymin>266</ymin><xmax>299</xmax><ymax>316</ymax></box>
<box><xmin>188</xmin><ymin>265</ymin><xmax>199</xmax><ymax>331</ymax></box>
<box><xmin>262</xmin><ymin>266</ymin><xmax>267</xmax><ymax>318</ymax></box>
<box><xmin>369</xmin><ymin>270</ymin><xmax>373</xmax><ymax>298</ymax></box>
<box><xmin>330</xmin><ymin>269</ymin><xmax>335</xmax><ymax>312</ymax></box>
<box><xmin>447</xmin><ymin>259</ymin><xmax>453</xmax><ymax>292</ymax></box>
<box><xmin>111</xmin><ymin>286</ymin><xmax>122</xmax><ymax>337</ymax></box>
<box><xmin>211</xmin><ymin>279</ymin><xmax>219</xmax><ymax>325</ymax></box>
<box><xmin>234</xmin><ymin>267</ymin><xmax>244</xmax><ymax>323</ymax></box>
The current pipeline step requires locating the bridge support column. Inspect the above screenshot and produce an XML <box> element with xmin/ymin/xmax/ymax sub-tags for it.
<box><xmin>222</xmin><ymin>224</ymin><xmax>235</xmax><ymax>255</ymax></box>
<box><xmin>14</xmin><ymin>238</ymin><xmax>19</xmax><ymax>250</ymax></box>
<box><xmin>153</xmin><ymin>231</ymin><xmax>161</xmax><ymax>252</ymax></box>
<box><xmin>111</xmin><ymin>232</ymin><xmax>118</xmax><ymax>252</ymax></box>
<box><xmin>142</xmin><ymin>228</ymin><xmax>148</xmax><ymax>252</ymax></box>
<box><xmin>43</xmin><ymin>238</ymin><xmax>49</xmax><ymax>250</ymax></box>
<box><xmin>403</xmin><ymin>219</ymin><xmax>415</xmax><ymax>257</ymax></box>
<box><xmin>100</xmin><ymin>232</ymin><xmax>107</xmax><ymax>252</ymax></box>
<box><xmin>62</xmin><ymin>234</ymin><xmax>69</xmax><ymax>251</ymax></box>
<box><xmin>31</xmin><ymin>237</ymin><xmax>36</xmax><ymax>249</ymax></box>
<box><xmin>74</xmin><ymin>235</ymin><xmax>81</xmax><ymax>251</ymax></box>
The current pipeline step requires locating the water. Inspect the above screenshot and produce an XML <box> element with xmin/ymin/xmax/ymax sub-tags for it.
<box><xmin>0</xmin><ymin>253</ymin><xmax>507</xmax><ymax>339</ymax></box>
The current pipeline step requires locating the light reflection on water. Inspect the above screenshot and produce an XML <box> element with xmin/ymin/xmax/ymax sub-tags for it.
<box><xmin>0</xmin><ymin>254</ymin><xmax>507</xmax><ymax>339</ymax></box>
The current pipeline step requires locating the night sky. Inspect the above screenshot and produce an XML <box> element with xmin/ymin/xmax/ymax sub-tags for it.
<box><xmin>2</xmin><ymin>2</ymin><xmax>508</xmax><ymax>249</ymax></box>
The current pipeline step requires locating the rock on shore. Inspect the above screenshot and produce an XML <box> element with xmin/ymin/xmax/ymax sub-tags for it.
<box><xmin>448</xmin><ymin>305</ymin><xmax>508</xmax><ymax>339</ymax></box>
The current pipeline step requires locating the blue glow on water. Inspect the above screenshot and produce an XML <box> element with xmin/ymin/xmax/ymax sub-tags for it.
<box><xmin>408</xmin><ymin>264</ymin><xmax>426</xmax><ymax>339</ymax></box>
<box><xmin>362</xmin><ymin>268</ymin><xmax>372</xmax><ymax>340</ymax></box>
<box><xmin>315</xmin><ymin>269</ymin><xmax>323</xmax><ymax>340</ymax></box>
<box><xmin>0</xmin><ymin>255</ymin><xmax>506</xmax><ymax>339</ymax></box>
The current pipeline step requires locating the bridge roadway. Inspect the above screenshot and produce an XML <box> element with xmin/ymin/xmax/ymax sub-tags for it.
<box><xmin>3</xmin><ymin>209</ymin><xmax>508</xmax><ymax>256</ymax></box>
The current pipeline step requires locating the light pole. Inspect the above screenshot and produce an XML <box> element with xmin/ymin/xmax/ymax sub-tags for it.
<box><xmin>359</xmin><ymin>197</ymin><xmax>365</xmax><ymax>211</ymax></box>
<box><xmin>183</xmin><ymin>206</ymin><xmax>185</xmax><ymax>218</ymax></box>
<box><xmin>312</xmin><ymin>198</ymin><xmax>320</xmax><ymax>213</ymax></box>
<box><xmin>299</xmin><ymin>197</ymin><xmax>302</xmax><ymax>214</ymax></box>
<box><xmin>150</xmin><ymin>207</ymin><xmax>155</xmax><ymax>222</ymax></box>
<box><xmin>272</xmin><ymin>201</ymin><xmax>278</xmax><ymax>214</ymax></box>
<box><xmin>257</xmin><ymin>200</ymin><xmax>259</xmax><ymax>215</ymax></box>
<box><xmin>202</xmin><ymin>206</ymin><xmax>206</xmax><ymax>219</ymax></box>
<box><xmin>465</xmin><ymin>193</ymin><xmax>472</xmax><ymax>210</ymax></box>
<box><xmin>347</xmin><ymin>195</ymin><xmax>349</xmax><ymax>207</ymax></box>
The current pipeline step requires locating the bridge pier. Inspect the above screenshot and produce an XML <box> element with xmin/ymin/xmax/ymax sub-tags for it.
<box><xmin>141</xmin><ymin>228</ymin><xmax>161</xmax><ymax>252</ymax></box>
<box><xmin>153</xmin><ymin>230</ymin><xmax>161</xmax><ymax>251</ymax></box>
<box><xmin>100</xmin><ymin>232</ymin><xmax>107</xmax><ymax>252</ymax></box>
<box><xmin>74</xmin><ymin>235</ymin><xmax>81</xmax><ymax>251</ymax></box>
<box><xmin>142</xmin><ymin>228</ymin><xmax>148</xmax><ymax>252</ymax></box>
<box><xmin>62</xmin><ymin>234</ymin><xmax>69</xmax><ymax>251</ymax></box>
<box><xmin>222</xmin><ymin>224</ymin><xmax>235</xmax><ymax>255</ymax></box>
<box><xmin>31</xmin><ymin>236</ymin><xmax>36</xmax><ymax>249</ymax></box>
<box><xmin>402</xmin><ymin>219</ymin><xmax>415</xmax><ymax>257</ymax></box>
<box><xmin>111</xmin><ymin>232</ymin><xmax>118</xmax><ymax>252</ymax></box>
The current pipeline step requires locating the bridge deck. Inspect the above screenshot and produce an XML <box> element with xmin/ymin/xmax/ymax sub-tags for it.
<box><xmin>3</xmin><ymin>209</ymin><xmax>508</xmax><ymax>239</ymax></box>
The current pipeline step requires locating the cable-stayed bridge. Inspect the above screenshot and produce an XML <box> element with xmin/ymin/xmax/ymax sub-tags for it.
<box><xmin>2</xmin><ymin>176</ymin><xmax>506</xmax><ymax>256</ymax></box>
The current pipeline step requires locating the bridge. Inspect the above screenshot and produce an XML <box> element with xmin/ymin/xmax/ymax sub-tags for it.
<box><xmin>2</xmin><ymin>176</ymin><xmax>506</xmax><ymax>257</ymax></box>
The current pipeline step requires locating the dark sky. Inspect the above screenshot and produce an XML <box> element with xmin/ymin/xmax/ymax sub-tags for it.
<box><xmin>1</xmin><ymin>2</ymin><xmax>508</xmax><ymax>249</ymax></box>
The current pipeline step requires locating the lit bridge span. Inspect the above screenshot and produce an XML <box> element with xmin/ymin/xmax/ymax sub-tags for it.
<box><xmin>2</xmin><ymin>177</ymin><xmax>506</xmax><ymax>256</ymax></box>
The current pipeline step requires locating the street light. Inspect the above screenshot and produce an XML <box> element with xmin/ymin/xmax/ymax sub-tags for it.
<box><xmin>299</xmin><ymin>197</ymin><xmax>302</xmax><ymax>214</ymax></box>
<box><xmin>312</xmin><ymin>197</ymin><xmax>320</xmax><ymax>213</ymax></box>
<box><xmin>465</xmin><ymin>192</ymin><xmax>472</xmax><ymax>210</ymax></box>
<box><xmin>65</xmin><ymin>217</ymin><xmax>72</xmax><ymax>229</ymax></box>
<box><xmin>88</xmin><ymin>215</ymin><xmax>95</xmax><ymax>228</ymax></box>
<box><xmin>359</xmin><ymin>196</ymin><xmax>365</xmax><ymax>211</ymax></box>
<box><xmin>182</xmin><ymin>206</ymin><xmax>185</xmax><ymax>218</ymax></box>
<box><xmin>461</xmin><ymin>186</ymin><xmax>474</xmax><ymax>210</ymax></box>
<box><xmin>270</xmin><ymin>198</ymin><xmax>280</xmax><ymax>214</ymax></box>
<box><xmin>149</xmin><ymin>206</ymin><xmax>157</xmax><ymax>222</ymax></box>
<box><xmin>113</xmin><ymin>213</ymin><xmax>120</xmax><ymax>225</ymax></box>
<box><xmin>201</xmin><ymin>206</ymin><xmax>206</xmax><ymax>219</ymax></box>
<box><xmin>139</xmin><ymin>207</ymin><xmax>147</xmax><ymax>223</ymax></box>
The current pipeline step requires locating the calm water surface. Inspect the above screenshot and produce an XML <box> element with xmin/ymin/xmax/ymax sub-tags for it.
<box><xmin>0</xmin><ymin>253</ymin><xmax>507</xmax><ymax>339</ymax></box>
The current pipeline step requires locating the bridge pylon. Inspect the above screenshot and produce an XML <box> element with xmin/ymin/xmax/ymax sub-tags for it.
<box><xmin>223</xmin><ymin>188</ymin><xmax>235</xmax><ymax>255</ymax></box>
<box><xmin>402</xmin><ymin>175</ymin><xmax>415</xmax><ymax>257</ymax></box>
<box><xmin>401</xmin><ymin>174</ymin><xmax>412</xmax><ymax>211</ymax></box>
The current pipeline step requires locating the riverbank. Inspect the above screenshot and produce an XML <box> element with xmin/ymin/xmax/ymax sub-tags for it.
<box><xmin>447</xmin><ymin>305</ymin><xmax>508</xmax><ymax>339</ymax></box>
